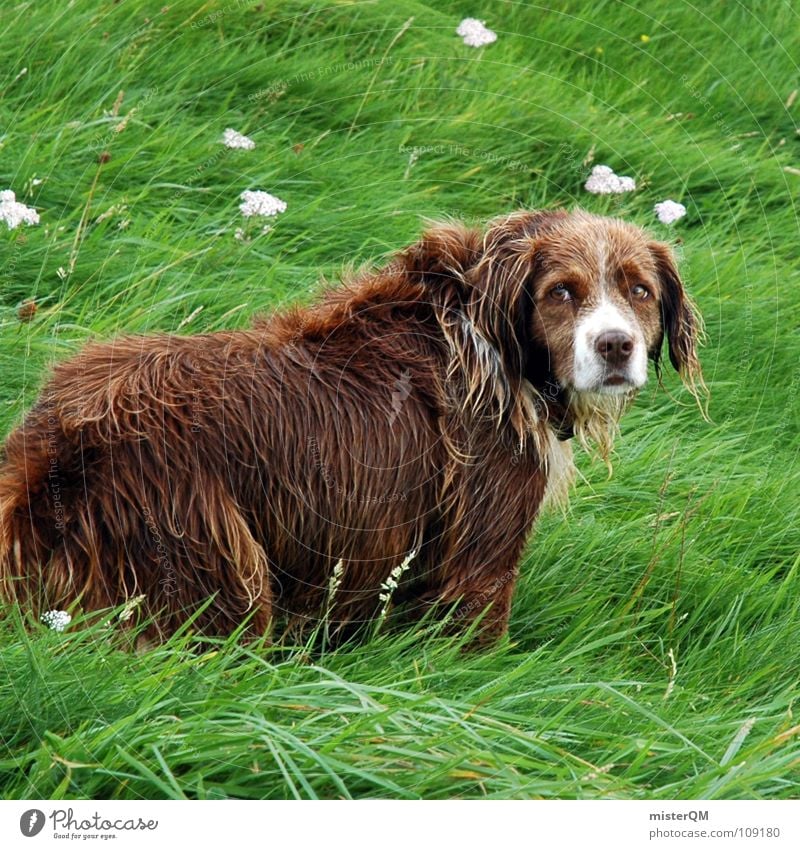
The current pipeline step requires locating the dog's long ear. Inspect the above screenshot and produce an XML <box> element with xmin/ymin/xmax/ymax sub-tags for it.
<box><xmin>650</xmin><ymin>241</ymin><xmax>708</xmax><ymax>408</ymax></box>
<box><xmin>447</xmin><ymin>210</ymin><xmax>567</xmax><ymax>435</ymax></box>
<box><xmin>400</xmin><ymin>211</ymin><xmax>566</xmax><ymax>436</ymax></box>
<box><xmin>467</xmin><ymin>211</ymin><xmax>567</xmax><ymax>378</ymax></box>
<box><xmin>397</xmin><ymin>221</ymin><xmax>483</xmax><ymax>286</ymax></box>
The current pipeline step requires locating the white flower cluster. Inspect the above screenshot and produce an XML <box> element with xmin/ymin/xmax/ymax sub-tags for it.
<box><xmin>239</xmin><ymin>190</ymin><xmax>287</xmax><ymax>218</ymax></box>
<box><xmin>378</xmin><ymin>549</ymin><xmax>418</xmax><ymax>609</ymax></box>
<box><xmin>119</xmin><ymin>593</ymin><xmax>146</xmax><ymax>622</ymax></box>
<box><xmin>581</xmin><ymin>162</ymin><xmax>687</xmax><ymax>225</ymax></box>
<box><xmin>584</xmin><ymin>165</ymin><xmax>636</xmax><ymax>195</ymax></box>
<box><xmin>222</xmin><ymin>128</ymin><xmax>256</xmax><ymax>150</ymax></box>
<box><xmin>328</xmin><ymin>559</ymin><xmax>345</xmax><ymax>597</ymax></box>
<box><xmin>0</xmin><ymin>190</ymin><xmax>39</xmax><ymax>229</ymax></box>
<box><xmin>654</xmin><ymin>199</ymin><xmax>687</xmax><ymax>224</ymax></box>
<box><xmin>456</xmin><ymin>18</ymin><xmax>497</xmax><ymax>48</ymax></box>
<box><xmin>41</xmin><ymin>609</ymin><xmax>71</xmax><ymax>632</ymax></box>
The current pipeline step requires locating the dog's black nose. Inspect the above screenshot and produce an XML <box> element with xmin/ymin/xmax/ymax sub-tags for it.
<box><xmin>595</xmin><ymin>331</ymin><xmax>634</xmax><ymax>366</ymax></box>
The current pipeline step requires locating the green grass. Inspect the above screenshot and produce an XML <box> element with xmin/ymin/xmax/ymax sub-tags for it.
<box><xmin>1</xmin><ymin>0</ymin><xmax>799</xmax><ymax>799</ymax></box>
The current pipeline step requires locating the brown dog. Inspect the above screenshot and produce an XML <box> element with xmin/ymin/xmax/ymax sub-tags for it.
<box><xmin>0</xmin><ymin>210</ymin><xmax>704</xmax><ymax>643</ymax></box>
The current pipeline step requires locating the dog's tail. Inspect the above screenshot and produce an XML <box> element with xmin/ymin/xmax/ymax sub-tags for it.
<box><xmin>0</xmin><ymin>401</ymin><xmax>79</xmax><ymax>617</ymax></box>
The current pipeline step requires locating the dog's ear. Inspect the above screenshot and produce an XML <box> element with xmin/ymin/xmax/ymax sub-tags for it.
<box><xmin>649</xmin><ymin>241</ymin><xmax>707</xmax><ymax>405</ymax></box>
<box><xmin>444</xmin><ymin>210</ymin><xmax>567</xmax><ymax>434</ymax></box>
<box><xmin>397</xmin><ymin>221</ymin><xmax>483</xmax><ymax>285</ymax></box>
<box><xmin>467</xmin><ymin>210</ymin><xmax>567</xmax><ymax>373</ymax></box>
<box><xmin>402</xmin><ymin>211</ymin><xmax>567</xmax><ymax>436</ymax></box>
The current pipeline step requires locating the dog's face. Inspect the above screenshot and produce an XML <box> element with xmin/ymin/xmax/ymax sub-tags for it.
<box><xmin>530</xmin><ymin>211</ymin><xmax>672</xmax><ymax>395</ymax></box>
<box><xmin>407</xmin><ymin>209</ymin><xmax>703</xmax><ymax>418</ymax></box>
<box><xmin>472</xmin><ymin>210</ymin><xmax>701</xmax><ymax>399</ymax></box>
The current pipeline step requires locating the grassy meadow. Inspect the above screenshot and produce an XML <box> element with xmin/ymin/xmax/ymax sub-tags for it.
<box><xmin>1</xmin><ymin>0</ymin><xmax>799</xmax><ymax>799</ymax></box>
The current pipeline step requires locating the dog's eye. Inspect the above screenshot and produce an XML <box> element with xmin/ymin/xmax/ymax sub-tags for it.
<box><xmin>631</xmin><ymin>283</ymin><xmax>651</xmax><ymax>300</ymax></box>
<box><xmin>549</xmin><ymin>284</ymin><xmax>573</xmax><ymax>302</ymax></box>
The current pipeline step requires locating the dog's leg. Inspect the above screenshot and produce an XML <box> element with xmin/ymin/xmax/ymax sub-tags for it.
<box><xmin>142</xmin><ymin>475</ymin><xmax>274</xmax><ymax>641</ymax></box>
<box><xmin>418</xmin><ymin>463</ymin><xmax>543</xmax><ymax>646</ymax></box>
<box><xmin>439</xmin><ymin>560</ymin><xmax>520</xmax><ymax>645</ymax></box>
<box><xmin>403</xmin><ymin>542</ymin><xmax>524</xmax><ymax>646</ymax></box>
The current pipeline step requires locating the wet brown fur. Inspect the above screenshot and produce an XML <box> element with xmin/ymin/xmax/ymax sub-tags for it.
<box><xmin>0</xmin><ymin>210</ymin><xmax>703</xmax><ymax>644</ymax></box>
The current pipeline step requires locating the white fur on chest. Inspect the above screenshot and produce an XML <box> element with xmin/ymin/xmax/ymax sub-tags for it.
<box><xmin>541</xmin><ymin>428</ymin><xmax>576</xmax><ymax>511</ymax></box>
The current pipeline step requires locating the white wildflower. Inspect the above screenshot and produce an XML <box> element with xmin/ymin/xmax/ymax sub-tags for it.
<box><xmin>234</xmin><ymin>227</ymin><xmax>248</xmax><ymax>241</ymax></box>
<box><xmin>239</xmin><ymin>190</ymin><xmax>287</xmax><ymax>218</ymax></box>
<box><xmin>41</xmin><ymin>610</ymin><xmax>71</xmax><ymax>632</ymax></box>
<box><xmin>328</xmin><ymin>559</ymin><xmax>345</xmax><ymax>597</ymax></box>
<box><xmin>654</xmin><ymin>199</ymin><xmax>687</xmax><ymax>224</ymax></box>
<box><xmin>456</xmin><ymin>18</ymin><xmax>497</xmax><ymax>48</ymax></box>
<box><xmin>95</xmin><ymin>202</ymin><xmax>128</xmax><ymax>224</ymax></box>
<box><xmin>27</xmin><ymin>177</ymin><xmax>44</xmax><ymax>192</ymax></box>
<box><xmin>222</xmin><ymin>128</ymin><xmax>256</xmax><ymax>150</ymax></box>
<box><xmin>322</xmin><ymin>559</ymin><xmax>346</xmax><ymax>645</ymax></box>
<box><xmin>119</xmin><ymin>594</ymin><xmax>146</xmax><ymax>622</ymax></box>
<box><xmin>0</xmin><ymin>189</ymin><xmax>39</xmax><ymax>229</ymax></box>
<box><xmin>377</xmin><ymin>550</ymin><xmax>418</xmax><ymax>616</ymax></box>
<box><xmin>663</xmin><ymin>646</ymin><xmax>678</xmax><ymax>701</ymax></box>
<box><xmin>403</xmin><ymin>147</ymin><xmax>419</xmax><ymax>180</ymax></box>
<box><xmin>584</xmin><ymin>164</ymin><xmax>636</xmax><ymax>195</ymax></box>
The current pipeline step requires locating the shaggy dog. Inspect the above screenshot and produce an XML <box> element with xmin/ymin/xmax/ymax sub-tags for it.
<box><xmin>0</xmin><ymin>210</ymin><xmax>704</xmax><ymax>644</ymax></box>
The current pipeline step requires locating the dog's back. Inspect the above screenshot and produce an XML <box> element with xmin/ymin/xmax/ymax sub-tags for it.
<box><xmin>0</xmin><ymin>312</ymin><xmax>529</xmax><ymax>640</ymax></box>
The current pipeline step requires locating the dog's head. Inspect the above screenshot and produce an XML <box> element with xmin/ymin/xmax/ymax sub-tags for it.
<box><xmin>404</xmin><ymin>208</ymin><xmax>704</xmax><ymax>443</ymax></box>
<box><xmin>475</xmin><ymin>209</ymin><xmax>703</xmax><ymax>397</ymax></box>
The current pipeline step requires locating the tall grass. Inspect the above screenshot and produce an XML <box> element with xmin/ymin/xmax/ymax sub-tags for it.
<box><xmin>1</xmin><ymin>0</ymin><xmax>798</xmax><ymax>799</ymax></box>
